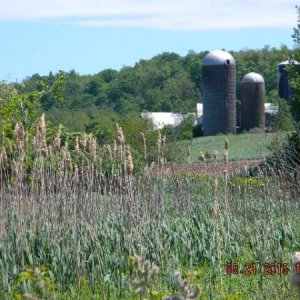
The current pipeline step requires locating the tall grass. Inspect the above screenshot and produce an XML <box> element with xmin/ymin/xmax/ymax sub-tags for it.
<box><xmin>0</xmin><ymin>118</ymin><xmax>299</xmax><ymax>299</ymax></box>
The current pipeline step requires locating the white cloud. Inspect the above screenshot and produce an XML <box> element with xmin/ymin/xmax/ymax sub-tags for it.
<box><xmin>0</xmin><ymin>0</ymin><xmax>298</xmax><ymax>30</ymax></box>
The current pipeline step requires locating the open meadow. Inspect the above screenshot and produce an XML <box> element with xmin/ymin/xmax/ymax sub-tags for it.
<box><xmin>0</xmin><ymin>119</ymin><xmax>299</xmax><ymax>299</ymax></box>
<box><xmin>188</xmin><ymin>132</ymin><xmax>287</xmax><ymax>162</ymax></box>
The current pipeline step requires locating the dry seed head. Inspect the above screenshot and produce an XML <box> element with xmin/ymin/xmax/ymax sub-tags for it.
<box><xmin>80</xmin><ymin>133</ymin><xmax>87</xmax><ymax>150</ymax></box>
<box><xmin>53</xmin><ymin>125</ymin><xmax>62</xmax><ymax>151</ymax></box>
<box><xmin>22</xmin><ymin>293</ymin><xmax>39</xmax><ymax>300</ymax></box>
<box><xmin>86</xmin><ymin>133</ymin><xmax>92</xmax><ymax>152</ymax></box>
<box><xmin>224</xmin><ymin>138</ymin><xmax>229</xmax><ymax>150</ymax></box>
<box><xmin>223</xmin><ymin>150</ymin><xmax>228</xmax><ymax>164</ymax></box>
<box><xmin>90</xmin><ymin>137</ymin><xmax>97</xmax><ymax>161</ymax></box>
<box><xmin>186</xmin><ymin>146</ymin><xmax>191</xmax><ymax>157</ymax></box>
<box><xmin>74</xmin><ymin>136</ymin><xmax>80</xmax><ymax>156</ymax></box>
<box><xmin>38</xmin><ymin>138</ymin><xmax>48</xmax><ymax>157</ymax></box>
<box><xmin>213</xmin><ymin>150</ymin><xmax>218</xmax><ymax>160</ymax></box>
<box><xmin>116</xmin><ymin>123</ymin><xmax>125</xmax><ymax>145</ymax></box>
<box><xmin>162</xmin><ymin>135</ymin><xmax>166</xmax><ymax>149</ymax></box>
<box><xmin>140</xmin><ymin>132</ymin><xmax>146</xmax><ymax>145</ymax></box>
<box><xmin>186</xmin><ymin>146</ymin><xmax>191</xmax><ymax>163</ymax></box>
<box><xmin>61</xmin><ymin>142</ymin><xmax>72</xmax><ymax>171</ymax></box>
<box><xmin>14</xmin><ymin>122</ymin><xmax>25</xmax><ymax>151</ymax></box>
<box><xmin>156</xmin><ymin>131</ymin><xmax>162</xmax><ymax>152</ymax></box>
<box><xmin>32</xmin><ymin>136</ymin><xmax>37</xmax><ymax>152</ymax></box>
<box><xmin>113</xmin><ymin>139</ymin><xmax>117</xmax><ymax>157</ymax></box>
<box><xmin>65</xmin><ymin>150</ymin><xmax>72</xmax><ymax>171</ymax></box>
<box><xmin>35</xmin><ymin>114</ymin><xmax>48</xmax><ymax>157</ymax></box>
<box><xmin>198</xmin><ymin>151</ymin><xmax>205</xmax><ymax>162</ymax></box>
<box><xmin>0</xmin><ymin>147</ymin><xmax>7</xmax><ymax>163</ymax></box>
<box><xmin>125</xmin><ymin>145</ymin><xmax>134</xmax><ymax>175</ymax></box>
<box><xmin>12</xmin><ymin>160</ymin><xmax>23</xmax><ymax>179</ymax></box>
<box><xmin>36</xmin><ymin>113</ymin><xmax>46</xmax><ymax>137</ymax></box>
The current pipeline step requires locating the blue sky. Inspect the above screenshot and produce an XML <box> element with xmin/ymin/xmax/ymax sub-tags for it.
<box><xmin>0</xmin><ymin>0</ymin><xmax>298</xmax><ymax>82</ymax></box>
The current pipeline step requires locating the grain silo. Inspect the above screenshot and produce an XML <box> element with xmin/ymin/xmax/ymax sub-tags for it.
<box><xmin>202</xmin><ymin>50</ymin><xmax>236</xmax><ymax>136</ymax></box>
<box><xmin>241</xmin><ymin>72</ymin><xmax>265</xmax><ymax>131</ymax></box>
<box><xmin>278</xmin><ymin>57</ymin><xmax>299</xmax><ymax>100</ymax></box>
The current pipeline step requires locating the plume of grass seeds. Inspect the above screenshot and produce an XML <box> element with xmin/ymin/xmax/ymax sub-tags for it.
<box><xmin>35</xmin><ymin>114</ymin><xmax>48</xmax><ymax>157</ymax></box>
<box><xmin>32</xmin><ymin>136</ymin><xmax>37</xmax><ymax>153</ymax></box>
<box><xmin>113</xmin><ymin>139</ymin><xmax>117</xmax><ymax>158</ymax></box>
<box><xmin>90</xmin><ymin>137</ymin><xmax>97</xmax><ymax>162</ymax></box>
<box><xmin>61</xmin><ymin>142</ymin><xmax>72</xmax><ymax>172</ymax></box>
<box><xmin>156</xmin><ymin>131</ymin><xmax>163</xmax><ymax>167</ymax></box>
<box><xmin>213</xmin><ymin>150</ymin><xmax>218</xmax><ymax>160</ymax></box>
<box><xmin>186</xmin><ymin>146</ymin><xmax>191</xmax><ymax>164</ymax></box>
<box><xmin>223</xmin><ymin>150</ymin><xmax>229</xmax><ymax>165</ymax></box>
<box><xmin>48</xmin><ymin>145</ymin><xmax>53</xmax><ymax>156</ymax></box>
<box><xmin>198</xmin><ymin>151</ymin><xmax>205</xmax><ymax>162</ymax></box>
<box><xmin>164</xmin><ymin>271</ymin><xmax>201</xmax><ymax>300</ymax></box>
<box><xmin>80</xmin><ymin>133</ymin><xmax>87</xmax><ymax>151</ymax></box>
<box><xmin>0</xmin><ymin>146</ymin><xmax>7</xmax><ymax>163</ymax></box>
<box><xmin>140</xmin><ymin>132</ymin><xmax>147</xmax><ymax>161</ymax></box>
<box><xmin>156</xmin><ymin>131</ymin><xmax>162</xmax><ymax>153</ymax></box>
<box><xmin>129</xmin><ymin>255</ymin><xmax>159</xmax><ymax>298</ymax></box>
<box><xmin>25</xmin><ymin>131</ymin><xmax>29</xmax><ymax>149</ymax></box>
<box><xmin>116</xmin><ymin>123</ymin><xmax>125</xmax><ymax>146</ymax></box>
<box><xmin>14</xmin><ymin>122</ymin><xmax>25</xmax><ymax>151</ymax></box>
<box><xmin>125</xmin><ymin>145</ymin><xmax>134</xmax><ymax>175</ymax></box>
<box><xmin>162</xmin><ymin>135</ymin><xmax>166</xmax><ymax>151</ymax></box>
<box><xmin>225</xmin><ymin>138</ymin><xmax>229</xmax><ymax>150</ymax></box>
<box><xmin>52</xmin><ymin>125</ymin><xmax>62</xmax><ymax>152</ymax></box>
<box><xmin>74</xmin><ymin>137</ymin><xmax>79</xmax><ymax>157</ymax></box>
<box><xmin>86</xmin><ymin>133</ymin><xmax>92</xmax><ymax>153</ymax></box>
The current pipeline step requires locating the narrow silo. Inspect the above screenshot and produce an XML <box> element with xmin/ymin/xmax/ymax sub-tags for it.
<box><xmin>278</xmin><ymin>57</ymin><xmax>299</xmax><ymax>100</ymax></box>
<box><xmin>202</xmin><ymin>50</ymin><xmax>236</xmax><ymax>136</ymax></box>
<box><xmin>241</xmin><ymin>72</ymin><xmax>265</xmax><ymax>131</ymax></box>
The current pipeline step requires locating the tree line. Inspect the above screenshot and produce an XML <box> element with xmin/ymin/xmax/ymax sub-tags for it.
<box><xmin>13</xmin><ymin>45</ymin><xmax>294</xmax><ymax>132</ymax></box>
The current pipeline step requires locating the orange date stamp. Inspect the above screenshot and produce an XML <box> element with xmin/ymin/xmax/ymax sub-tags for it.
<box><xmin>225</xmin><ymin>262</ymin><xmax>300</xmax><ymax>276</ymax></box>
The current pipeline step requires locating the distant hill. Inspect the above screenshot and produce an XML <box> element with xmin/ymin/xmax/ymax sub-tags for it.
<box><xmin>15</xmin><ymin>45</ymin><xmax>293</xmax><ymax>132</ymax></box>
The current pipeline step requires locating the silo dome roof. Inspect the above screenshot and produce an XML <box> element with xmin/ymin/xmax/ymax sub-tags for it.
<box><xmin>278</xmin><ymin>59</ymin><xmax>299</xmax><ymax>65</ymax></box>
<box><xmin>203</xmin><ymin>50</ymin><xmax>235</xmax><ymax>65</ymax></box>
<box><xmin>241</xmin><ymin>72</ymin><xmax>264</xmax><ymax>84</ymax></box>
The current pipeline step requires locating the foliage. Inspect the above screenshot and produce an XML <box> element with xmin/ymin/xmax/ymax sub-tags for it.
<box><xmin>174</xmin><ymin>115</ymin><xmax>196</xmax><ymax>141</ymax></box>
<box><xmin>13</xmin><ymin>47</ymin><xmax>296</xmax><ymax>134</ymax></box>
<box><xmin>13</xmin><ymin>266</ymin><xmax>56</xmax><ymax>300</ymax></box>
<box><xmin>0</xmin><ymin>71</ymin><xmax>65</xmax><ymax>135</ymax></box>
<box><xmin>271</xmin><ymin>96</ymin><xmax>294</xmax><ymax>132</ymax></box>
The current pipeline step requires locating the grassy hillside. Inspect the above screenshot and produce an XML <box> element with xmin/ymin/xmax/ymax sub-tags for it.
<box><xmin>189</xmin><ymin>132</ymin><xmax>287</xmax><ymax>162</ymax></box>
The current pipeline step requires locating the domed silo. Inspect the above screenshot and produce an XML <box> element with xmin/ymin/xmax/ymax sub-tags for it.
<box><xmin>241</xmin><ymin>72</ymin><xmax>265</xmax><ymax>131</ymax></box>
<box><xmin>202</xmin><ymin>50</ymin><xmax>236</xmax><ymax>136</ymax></box>
<box><xmin>278</xmin><ymin>57</ymin><xmax>299</xmax><ymax>100</ymax></box>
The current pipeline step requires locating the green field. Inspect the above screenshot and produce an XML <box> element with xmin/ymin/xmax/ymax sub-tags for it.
<box><xmin>189</xmin><ymin>132</ymin><xmax>287</xmax><ymax>162</ymax></box>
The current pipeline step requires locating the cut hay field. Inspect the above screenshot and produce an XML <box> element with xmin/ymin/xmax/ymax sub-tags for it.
<box><xmin>189</xmin><ymin>132</ymin><xmax>287</xmax><ymax>162</ymax></box>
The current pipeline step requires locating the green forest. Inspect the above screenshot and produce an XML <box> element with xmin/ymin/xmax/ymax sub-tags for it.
<box><xmin>14</xmin><ymin>45</ymin><xmax>293</xmax><ymax>133</ymax></box>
